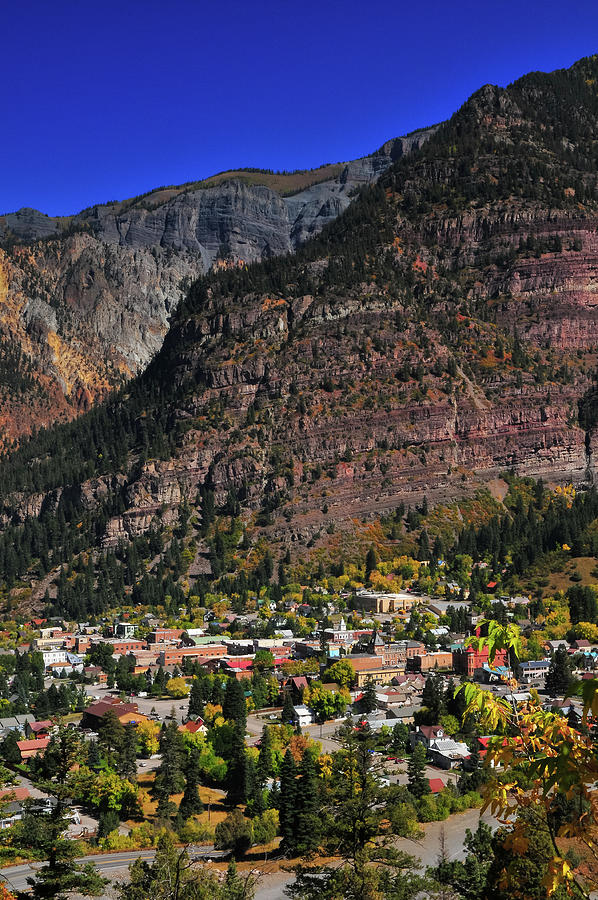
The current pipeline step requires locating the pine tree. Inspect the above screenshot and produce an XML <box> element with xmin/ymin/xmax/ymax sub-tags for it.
<box><xmin>179</xmin><ymin>748</ymin><xmax>204</xmax><ymax>819</ymax></box>
<box><xmin>407</xmin><ymin>742</ymin><xmax>430</xmax><ymax>799</ymax></box>
<box><xmin>545</xmin><ymin>647</ymin><xmax>572</xmax><ymax>697</ymax></box>
<box><xmin>295</xmin><ymin>751</ymin><xmax>321</xmax><ymax>855</ymax></box>
<box><xmin>223</xmin><ymin>678</ymin><xmax>247</xmax><ymax>728</ymax></box>
<box><xmin>119</xmin><ymin>722</ymin><xmax>138</xmax><ymax>781</ymax></box>
<box><xmin>98</xmin><ymin>709</ymin><xmax>125</xmax><ymax>767</ymax></box>
<box><xmin>361</xmin><ymin>678</ymin><xmax>378</xmax><ymax>714</ymax></box>
<box><xmin>188</xmin><ymin>677</ymin><xmax>205</xmax><ymax>718</ymax></box>
<box><xmin>365</xmin><ymin>547</ymin><xmax>378</xmax><ymax>579</ymax></box>
<box><xmin>421</xmin><ymin>674</ymin><xmax>445</xmax><ymax>722</ymax></box>
<box><xmin>227</xmin><ymin>726</ymin><xmax>249</xmax><ymax>806</ymax></box>
<box><xmin>257</xmin><ymin>725</ymin><xmax>275</xmax><ymax>780</ymax></box>
<box><xmin>282</xmin><ymin>690</ymin><xmax>295</xmax><ymax>724</ymax></box>
<box><xmin>279</xmin><ymin>749</ymin><xmax>297</xmax><ymax>854</ymax></box>
<box><xmin>153</xmin><ymin>721</ymin><xmax>185</xmax><ymax>818</ymax></box>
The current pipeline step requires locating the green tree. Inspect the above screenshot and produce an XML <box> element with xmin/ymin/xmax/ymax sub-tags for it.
<box><xmin>257</xmin><ymin>726</ymin><xmax>275</xmax><ymax>780</ymax></box>
<box><xmin>365</xmin><ymin>548</ymin><xmax>378</xmax><ymax>579</ymax></box>
<box><xmin>119</xmin><ymin>722</ymin><xmax>138</xmax><ymax>781</ymax></box>
<box><xmin>188</xmin><ymin>678</ymin><xmax>205</xmax><ymax>718</ymax></box>
<box><xmin>433</xmin><ymin>821</ymin><xmax>494</xmax><ymax>899</ymax></box>
<box><xmin>295</xmin><ymin>751</ymin><xmax>321</xmax><ymax>855</ymax></box>
<box><xmin>153</xmin><ymin>721</ymin><xmax>185</xmax><ymax>818</ymax></box>
<box><xmin>545</xmin><ymin>647</ymin><xmax>573</xmax><ymax>697</ymax></box>
<box><xmin>421</xmin><ymin>675</ymin><xmax>444</xmax><ymax>723</ymax></box>
<box><xmin>252</xmin><ymin>650</ymin><xmax>274</xmax><ymax>674</ymax></box>
<box><xmin>279</xmin><ymin>749</ymin><xmax>297</xmax><ymax>854</ymax></box>
<box><xmin>282</xmin><ymin>691</ymin><xmax>295</xmax><ymax>724</ymax></box>
<box><xmin>288</xmin><ymin>724</ymin><xmax>427</xmax><ymax>899</ymax></box>
<box><xmin>18</xmin><ymin>725</ymin><xmax>107</xmax><ymax>900</ymax></box>
<box><xmin>223</xmin><ymin>679</ymin><xmax>247</xmax><ymax>728</ymax></box>
<box><xmin>407</xmin><ymin>742</ymin><xmax>430</xmax><ymax>799</ymax></box>
<box><xmin>179</xmin><ymin>748</ymin><xmax>204</xmax><ymax>819</ymax></box>
<box><xmin>324</xmin><ymin>659</ymin><xmax>355</xmax><ymax>689</ymax></box>
<box><xmin>97</xmin><ymin>709</ymin><xmax>125</xmax><ymax>767</ymax></box>
<box><xmin>214</xmin><ymin>809</ymin><xmax>253</xmax><ymax>858</ymax></box>
<box><xmin>484</xmin><ymin>809</ymin><xmax>570</xmax><ymax>900</ymax></box>
<box><xmin>361</xmin><ymin>678</ymin><xmax>378</xmax><ymax>714</ymax></box>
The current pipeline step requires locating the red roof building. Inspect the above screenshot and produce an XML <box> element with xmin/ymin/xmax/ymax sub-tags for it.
<box><xmin>17</xmin><ymin>737</ymin><xmax>50</xmax><ymax>760</ymax></box>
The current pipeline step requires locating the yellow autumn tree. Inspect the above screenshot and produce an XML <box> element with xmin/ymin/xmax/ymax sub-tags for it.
<box><xmin>460</xmin><ymin>619</ymin><xmax>598</xmax><ymax>897</ymax></box>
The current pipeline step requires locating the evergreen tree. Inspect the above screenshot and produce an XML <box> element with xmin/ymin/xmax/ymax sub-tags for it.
<box><xmin>97</xmin><ymin>709</ymin><xmax>125</xmax><ymax>767</ymax></box>
<box><xmin>179</xmin><ymin>748</ymin><xmax>204</xmax><ymax>819</ymax></box>
<box><xmin>279</xmin><ymin>749</ymin><xmax>297</xmax><ymax>854</ymax></box>
<box><xmin>407</xmin><ymin>742</ymin><xmax>430</xmax><ymax>799</ymax></box>
<box><xmin>227</xmin><ymin>726</ymin><xmax>249</xmax><ymax>806</ymax></box>
<box><xmin>119</xmin><ymin>722</ymin><xmax>138</xmax><ymax>782</ymax></box>
<box><xmin>295</xmin><ymin>751</ymin><xmax>321</xmax><ymax>855</ymax></box>
<box><xmin>365</xmin><ymin>547</ymin><xmax>378</xmax><ymax>579</ymax></box>
<box><xmin>282</xmin><ymin>690</ymin><xmax>295</xmax><ymax>724</ymax></box>
<box><xmin>545</xmin><ymin>647</ymin><xmax>573</xmax><ymax>697</ymax></box>
<box><xmin>153</xmin><ymin>721</ymin><xmax>185</xmax><ymax>818</ymax></box>
<box><xmin>87</xmin><ymin>739</ymin><xmax>101</xmax><ymax>769</ymax></box>
<box><xmin>20</xmin><ymin>726</ymin><xmax>107</xmax><ymax>900</ymax></box>
<box><xmin>257</xmin><ymin>725</ymin><xmax>275</xmax><ymax>780</ymax></box>
<box><xmin>223</xmin><ymin>678</ymin><xmax>247</xmax><ymax>728</ymax></box>
<box><xmin>188</xmin><ymin>677</ymin><xmax>205</xmax><ymax>718</ymax></box>
<box><xmin>421</xmin><ymin>674</ymin><xmax>445</xmax><ymax>722</ymax></box>
<box><xmin>361</xmin><ymin>678</ymin><xmax>378</xmax><ymax>714</ymax></box>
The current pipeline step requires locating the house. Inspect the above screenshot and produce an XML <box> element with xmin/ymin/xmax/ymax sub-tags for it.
<box><xmin>285</xmin><ymin>675</ymin><xmax>308</xmax><ymax>700</ymax></box>
<box><xmin>428</xmin><ymin>738</ymin><xmax>470</xmax><ymax>770</ymax></box>
<box><xmin>293</xmin><ymin>705</ymin><xmax>315</xmax><ymax>728</ymax></box>
<box><xmin>17</xmin><ymin>737</ymin><xmax>50</xmax><ymax>760</ymax></box>
<box><xmin>25</xmin><ymin>720</ymin><xmax>53</xmax><ymax>739</ymax></box>
<box><xmin>0</xmin><ymin>787</ymin><xmax>31</xmax><ymax>828</ymax></box>
<box><xmin>179</xmin><ymin>719</ymin><xmax>207</xmax><ymax>736</ymax></box>
<box><xmin>412</xmin><ymin>725</ymin><xmax>446</xmax><ymax>749</ymax></box>
<box><xmin>81</xmin><ymin>696</ymin><xmax>148</xmax><ymax>729</ymax></box>
<box><xmin>518</xmin><ymin>659</ymin><xmax>551</xmax><ymax>683</ymax></box>
<box><xmin>0</xmin><ymin>715</ymin><xmax>35</xmax><ymax>737</ymax></box>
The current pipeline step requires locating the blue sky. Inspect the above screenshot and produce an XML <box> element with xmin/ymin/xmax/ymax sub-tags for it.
<box><xmin>3</xmin><ymin>0</ymin><xmax>597</xmax><ymax>215</ymax></box>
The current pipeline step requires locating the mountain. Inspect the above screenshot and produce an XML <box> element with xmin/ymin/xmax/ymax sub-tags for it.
<box><xmin>0</xmin><ymin>130</ymin><xmax>434</xmax><ymax>444</ymax></box>
<box><xmin>2</xmin><ymin>55</ymin><xmax>598</xmax><ymax>612</ymax></box>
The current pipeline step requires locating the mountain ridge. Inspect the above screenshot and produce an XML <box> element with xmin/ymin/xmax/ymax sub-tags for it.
<box><xmin>0</xmin><ymin>129</ymin><xmax>435</xmax><ymax>444</ymax></box>
<box><xmin>2</xmin><ymin>54</ymin><xmax>598</xmax><ymax>611</ymax></box>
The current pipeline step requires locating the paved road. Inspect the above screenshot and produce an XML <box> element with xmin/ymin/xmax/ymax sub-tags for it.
<box><xmin>0</xmin><ymin>847</ymin><xmax>230</xmax><ymax>894</ymax></box>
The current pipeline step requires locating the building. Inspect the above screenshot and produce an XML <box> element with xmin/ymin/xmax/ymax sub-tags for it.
<box><xmin>410</xmin><ymin>651</ymin><xmax>453</xmax><ymax>672</ymax></box>
<box><xmin>355</xmin><ymin>590</ymin><xmax>420</xmax><ymax>615</ymax></box>
<box><xmin>108</xmin><ymin>639</ymin><xmax>148</xmax><ymax>655</ymax></box>
<box><xmin>17</xmin><ymin>737</ymin><xmax>50</xmax><ymax>760</ymax></box>
<box><xmin>148</xmin><ymin>629</ymin><xmax>185</xmax><ymax>644</ymax></box>
<box><xmin>81</xmin><ymin>696</ymin><xmax>148</xmax><ymax>729</ymax></box>
<box><xmin>293</xmin><ymin>705</ymin><xmax>315</xmax><ymax>727</ymax></box>
<box><xmin>518</xmin><ymin>659</ymin><xmax>551</xmax><ymax>683</ymax></box>
<box><xmin>346</xmin><ymin>655</ymin><xmax>406</xmax><ymax>687</ymax></box>
<box><xmin>453</xmin><ymin>644</ymin><xmax>508</xmax><ymax>677</ymax></box>
<box><xmin>158</xmin><ymin>645</ymin><xmax>227</xmax><ymax>667</ymax></box>
<box><xmin>428</xmin><ymin>738</ymin><xmax>470</xmax><ymax>769</ymax></box>
<box><xmin>115</xmin><ymin>622</ymin><xmax>136</xmax><ymax>639</ymax></box>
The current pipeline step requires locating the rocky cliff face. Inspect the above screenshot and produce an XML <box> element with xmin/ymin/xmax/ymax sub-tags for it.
<box><xmin>0</xmin><ymin>131</ymin><xmax>434</xmax><ymax>441</ymax></box>
<box><xmin>3</xmin><ymin>58</ymin><xmax>598</xmax><ymax>557</ymax></box>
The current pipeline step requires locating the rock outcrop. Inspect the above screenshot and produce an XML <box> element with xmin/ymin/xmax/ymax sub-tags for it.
<box><xmin>0</xmin><ymin>130</ymin><xmax>435</xmax><ymax>441</ymax></box>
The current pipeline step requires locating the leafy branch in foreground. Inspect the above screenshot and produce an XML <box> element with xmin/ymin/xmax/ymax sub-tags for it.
<box><xmin>458</xmin><ymin>622</ymin><xmax>598</xmax><ymax>897</ymax></box>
